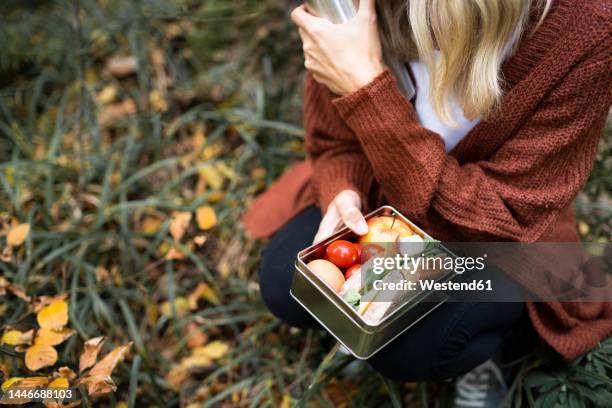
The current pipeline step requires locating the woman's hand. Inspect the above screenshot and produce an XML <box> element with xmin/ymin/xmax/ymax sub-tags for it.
<box><xmin>291</xmin><ymin>0</ymin><xmax>385</xmax><ymax>96</ymax></box>
<box><xmin>314</xmin><ymin>190</ymin><xmax>368</xmax><ymax>243</ymax></box>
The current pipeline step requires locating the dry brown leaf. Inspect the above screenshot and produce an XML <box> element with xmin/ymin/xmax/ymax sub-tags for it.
<box><xmin>188</xmin><ymin>283</ymin><xmax>220</xmax><ymax>309</ymax></box>
<box><xmin>192</xmin><ymin>341</ymin><xmax>229</xmax><ymax>360</ymax></box>
<box><xmin>0</xmin><ymin>376</ymin><xmax>49</xmax><ymax>404</ymax></box>
<box><xmin>25</xmin><ymin>345</ymin><xmax>58</xmax><ymax>371</ymax></box>
<box><xmin>7</xmin><ymin>223</ymin><xmax>29</xmax><ymax>247</ymax></box>
<box><xmin>0</xmin><ymin>363</ymin><xmax>10</xmax><ymax>378</ymax></box>
<box><xmin>87</xmin><ymin>342</ymin><xmax>132</xmax><ymax>378</ymax></box>
<box><xmin>1</xmin><ymin>376</ymin><xmax>49</xmax><ymax>389</ymax></box>
<box><xmin>193</xmin><ymin>235</ymin><xmax>207</xmax><ymax>247</ymax></box>
<box><xmin>165</xmin><ymin>365</ymin><xmax>188</xmax><ymax>389</ymax></box>
<box><xmin>195</xmin><ymin>206</ymin><xmax>217</xmax><ymax>231</ymax></box>
<box><xmin>56</xmin><ymin>366</ymin><xmax>77</xmax><ymax>381</ymax></box>
<box><xmin>79</xmin><ymin>337</ymin><xmax>105</xmax><ymax>373</ymax></box>
<box><xmin>31</xmin><ymin>295</ymin><xmax>68</xmax><ymax>313</ymax></box>
<box><xmin>35</xmin><ymin>328</ymin><xmax>75</xmax><ymax>347</ymax></box>
<box><xmin>0</xmin><ymin>246</ymin><xmax>12</xmax><ymax>262</ymax></box>
<box><xmin>98</xmin><ymin>99</ymin><xmax>136</xmax><ymax>126</ymax></box>
<box><xmin>80</xmin><ymin>342</ymin><xmax>132</xmax><ymax>398</ymax></box>
<box><xmin>250</xmin><ymin>167</ymin><xmax>267</xmax><ymax>179</ymax></box>
<box><xmin>0</xmin><ymin>277</ymin><xmax>31</xmax><ymax>302</ymax></box>
<box><xmin>80</xmin><ymin>374</ymin><xmax>116</xmax><ymax>398</ymax></box>
<box><xmin>1</xmin><ymin>329</ymin><xmax>34</xmax><ymax>346</ymax></box>
<box><xmin>169</xmin><ymin>211</ymin><xmax>192</xmax><ymax>241</ymax></box>
<box><xmin>95</xmin><ymin>266</ymin><xmax>110</xmax><ymax>283</ymax></box>
<box><xmin>165</xmin><ymin>245</ymin><xmax>186</xmax><ymax>261</ymax></box>
<box><xmin>37</xmin><ymin>300</ymin><xmax>69</xmax><ymax>330</ymax></box>
<box><xmin>105</xmin><ymin>55</ymin><xmax>137</xmax><ymax>77</ymax></box>
<box><xmin>185</xmin><ymin>322</ymin><xmax>208</xmax><ymax>349</ymax></box>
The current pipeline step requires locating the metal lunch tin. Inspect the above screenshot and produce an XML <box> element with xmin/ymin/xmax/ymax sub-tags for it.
<box><xmin>290</xmin><ymin>206</ymin><xmax>457</xmax><ymax>359</ymax></box>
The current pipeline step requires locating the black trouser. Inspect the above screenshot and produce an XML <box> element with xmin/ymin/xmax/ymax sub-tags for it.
<box><xmin>259</xmin><ymin>206</ymin><xmax>525</xmax><ymax>381</ymax></box>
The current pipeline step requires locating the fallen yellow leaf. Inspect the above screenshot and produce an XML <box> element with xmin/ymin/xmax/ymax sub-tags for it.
<box><xmin>141</xmin><ymin>216</ymin><xmax>163</xmax><ymax>234</ymax></box>
<box><xmin>181</xmin><ymin>354</ymin><xmax>212</xmax><ymax>370</ymax></box>
<box><xmin>1</xmin><ymin>329</ymin><xmax>33</xmax><ymax>346</ymax></box>
<box><xmin>198</xmin><ymin>166</ymin><xmax>223</xmax><ymax>190</ymax></box>
<box><xmin>48</xmin><ymin>377</ymin><xmax>69</xmax><ymax>388</ymax></box>
<box><xmin>169</xmin><ymin>211</ymin><xmax>192</xmax><ymax>241</ymax></box>
<box><xmin>79</xmin><ymin>337</ymin><xmax>105</xmax><ymax>373</ymax></box>
<box><xmin>96</xmin><ymin>85</ymin><xmax>117</xmax><ymax>105</ymax></box>
<box><xmin>35</xmin><ymin>328</ymin><xmax>75</xmax><ymax>347</ymax></box>
<box><xmin>37</xmin><ymin>300</ymin><xmax>69</xmax><ymax>330</ymax></box>
<box><xmin>1</xmin><ymin>377</ymin><xmax>49</xmax><ymax>399</ymax></box>
<box><xmin>25</xmin><ymin>345</ymin><xmax>58</xmax><ymax>371</ymax></box>
<box><xmin>165</xmin><ymin>243</ymin><xmax>194</xmax><ymax>261</ymax></box>
<box><xmin>7</xmin><ymin>223</ymin><xmax>30</xmax><ymax>247</ymax></box>
<box><xmin>0</xmin><ymin>376</ymin><xmax>48</xmax><ymax>404</ymax></box>
<box><xmin>188</xmin><ymin>283</ymin><xmax>220</xmax><ymax>309</ymax></box>
<box><xmin>207</xmin><ymin>191</ymin><xmax>226</xmax><ymax>204</ymax></box>
<box><xmin>165</xmin><ymin>365</ymin><xmax>188</xmax><ymax>389</ymax></box>
<box><xmin>192</xmin><ymin>341</ymin><xmax>229</xmax><ymax>360</ymax></box>
<box><xmin>1</xmin><ymin>377</ymin><xmax>25</xmax><ymax>392</ymax></box>
<box><xmin>160</xmin><ymin>297</ymin><xmax>189</xmax><ymax>318</ymax></box>
<box><xmin>149</xmin><ymin>89</ymin><xmax>168</xmax><ymax>112</ymax></box>
<box><xmin>31</xmin><ymin>295</ymin><xmax>68</xmax><ymax>313</ymax></box>
<box><xmin>16</xmin><ymin>377</ymin><xmax>51</xmax><ymax>388</ymax></box>
<box><xmin>196</xmin><ymin>206</ymin><xmax>217</xmax><ymax>231</ymax></box>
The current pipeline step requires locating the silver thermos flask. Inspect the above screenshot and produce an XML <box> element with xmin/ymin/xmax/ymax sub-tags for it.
<box><xmin>304</xmin><ymin>0</ymin><xmax>416</xmax><ymax>101</ymax></box>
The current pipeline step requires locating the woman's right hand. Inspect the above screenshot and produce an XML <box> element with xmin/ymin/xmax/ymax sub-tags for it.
<box><xmin>313</xmin><ymin>190</ymin><xmax>368</xmax><ymax>243</ymax></box>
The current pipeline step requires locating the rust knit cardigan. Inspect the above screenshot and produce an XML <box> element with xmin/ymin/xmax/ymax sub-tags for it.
<box><xmin>243</xmin><ymin>0</ymin><xmax>612</xmax><ymax>359</ymax></box>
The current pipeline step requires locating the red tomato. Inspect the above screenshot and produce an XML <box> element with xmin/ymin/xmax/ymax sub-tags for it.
<box><xmin>353</xmin><ymin>243</ymin><xmax>362</xmax><ymax>261</ymax></box>
<box><xmin>345</xmin><ymin>264</ymin><xmax>361</xmax><ymax>279</ymax></box>
<box><xmin>326</xmin><ymin>240</ymin><xmax>358</xmax><ymax>268</ymax></box>
<box><xmin>361</xmin><ymin>244</ymin><xmax>385</xmax><ymax>262</ymax></box>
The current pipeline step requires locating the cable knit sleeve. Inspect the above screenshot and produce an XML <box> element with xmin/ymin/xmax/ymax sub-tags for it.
<box><xmin>331</xmin><ymin>41</ymin><xmax>611</xmax><ymax>242</ymax></box>
<box><xmin>304</xmin><ymin>74</ymin><xmax>378</xmax><ymax>212</ymax></box>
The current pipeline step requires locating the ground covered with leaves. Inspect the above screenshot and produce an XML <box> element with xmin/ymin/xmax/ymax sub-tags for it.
<box><xmin>0</xmin><ymin>1</ymin><xmax>610</xmax><ymax>407</ymax></box>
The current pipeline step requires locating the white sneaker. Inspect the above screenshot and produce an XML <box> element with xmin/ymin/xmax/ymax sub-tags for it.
<box><xmin>454</xmin><ymin>359</ymin><xmax>507</xmax><ymax>408</ymax></box>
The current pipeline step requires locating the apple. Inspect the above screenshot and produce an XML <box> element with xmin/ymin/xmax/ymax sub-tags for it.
<box><xmin>359</xmin><ymin>215</ymin><xmax>414</xmax><ymax>244</ymax></box>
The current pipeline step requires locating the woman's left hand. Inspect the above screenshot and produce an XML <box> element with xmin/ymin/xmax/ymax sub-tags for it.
<box><xmin>291</xmin><ymin>0</ymin><xmax>385</xmax><ymax>96</ymax></box>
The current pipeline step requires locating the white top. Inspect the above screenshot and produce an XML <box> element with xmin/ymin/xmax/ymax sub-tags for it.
<box><xmin>408</xmin><ymin>59</ymin><xmax>479</xmax><ymax>152</ymax></box>
<box><xmin>407</xmin><ymin>29</ymin><xmax>522</xmax><ymax>152</ymax></box>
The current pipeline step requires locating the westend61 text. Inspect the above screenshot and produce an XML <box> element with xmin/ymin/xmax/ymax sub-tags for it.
<box><xmin>373</xmin><ymin>279</ymin><xmax>493</xmax><ymax>292</ymax></box>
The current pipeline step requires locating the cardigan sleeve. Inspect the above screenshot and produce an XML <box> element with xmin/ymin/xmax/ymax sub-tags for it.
<box><xmin>303</xmin><ymin>74</ymin><xmax>377</xmax><ymax>212</ymax></box>
<box><xmin>331</xmin><ymin>44</ymin><xmax>611</xmax><ymax>242</ymax></box>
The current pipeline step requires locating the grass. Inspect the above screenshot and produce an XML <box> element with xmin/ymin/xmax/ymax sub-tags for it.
<box><xmin>0</xmin><ymin>1</ymin><xmax>610</xmax><ymax>407</ymax></box>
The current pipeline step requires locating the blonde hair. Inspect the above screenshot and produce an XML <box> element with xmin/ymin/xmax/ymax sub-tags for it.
<box><xmin>378</xmin><ymin>0</ymin><xmax>552</xmax><ymax>124</ymax></box>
